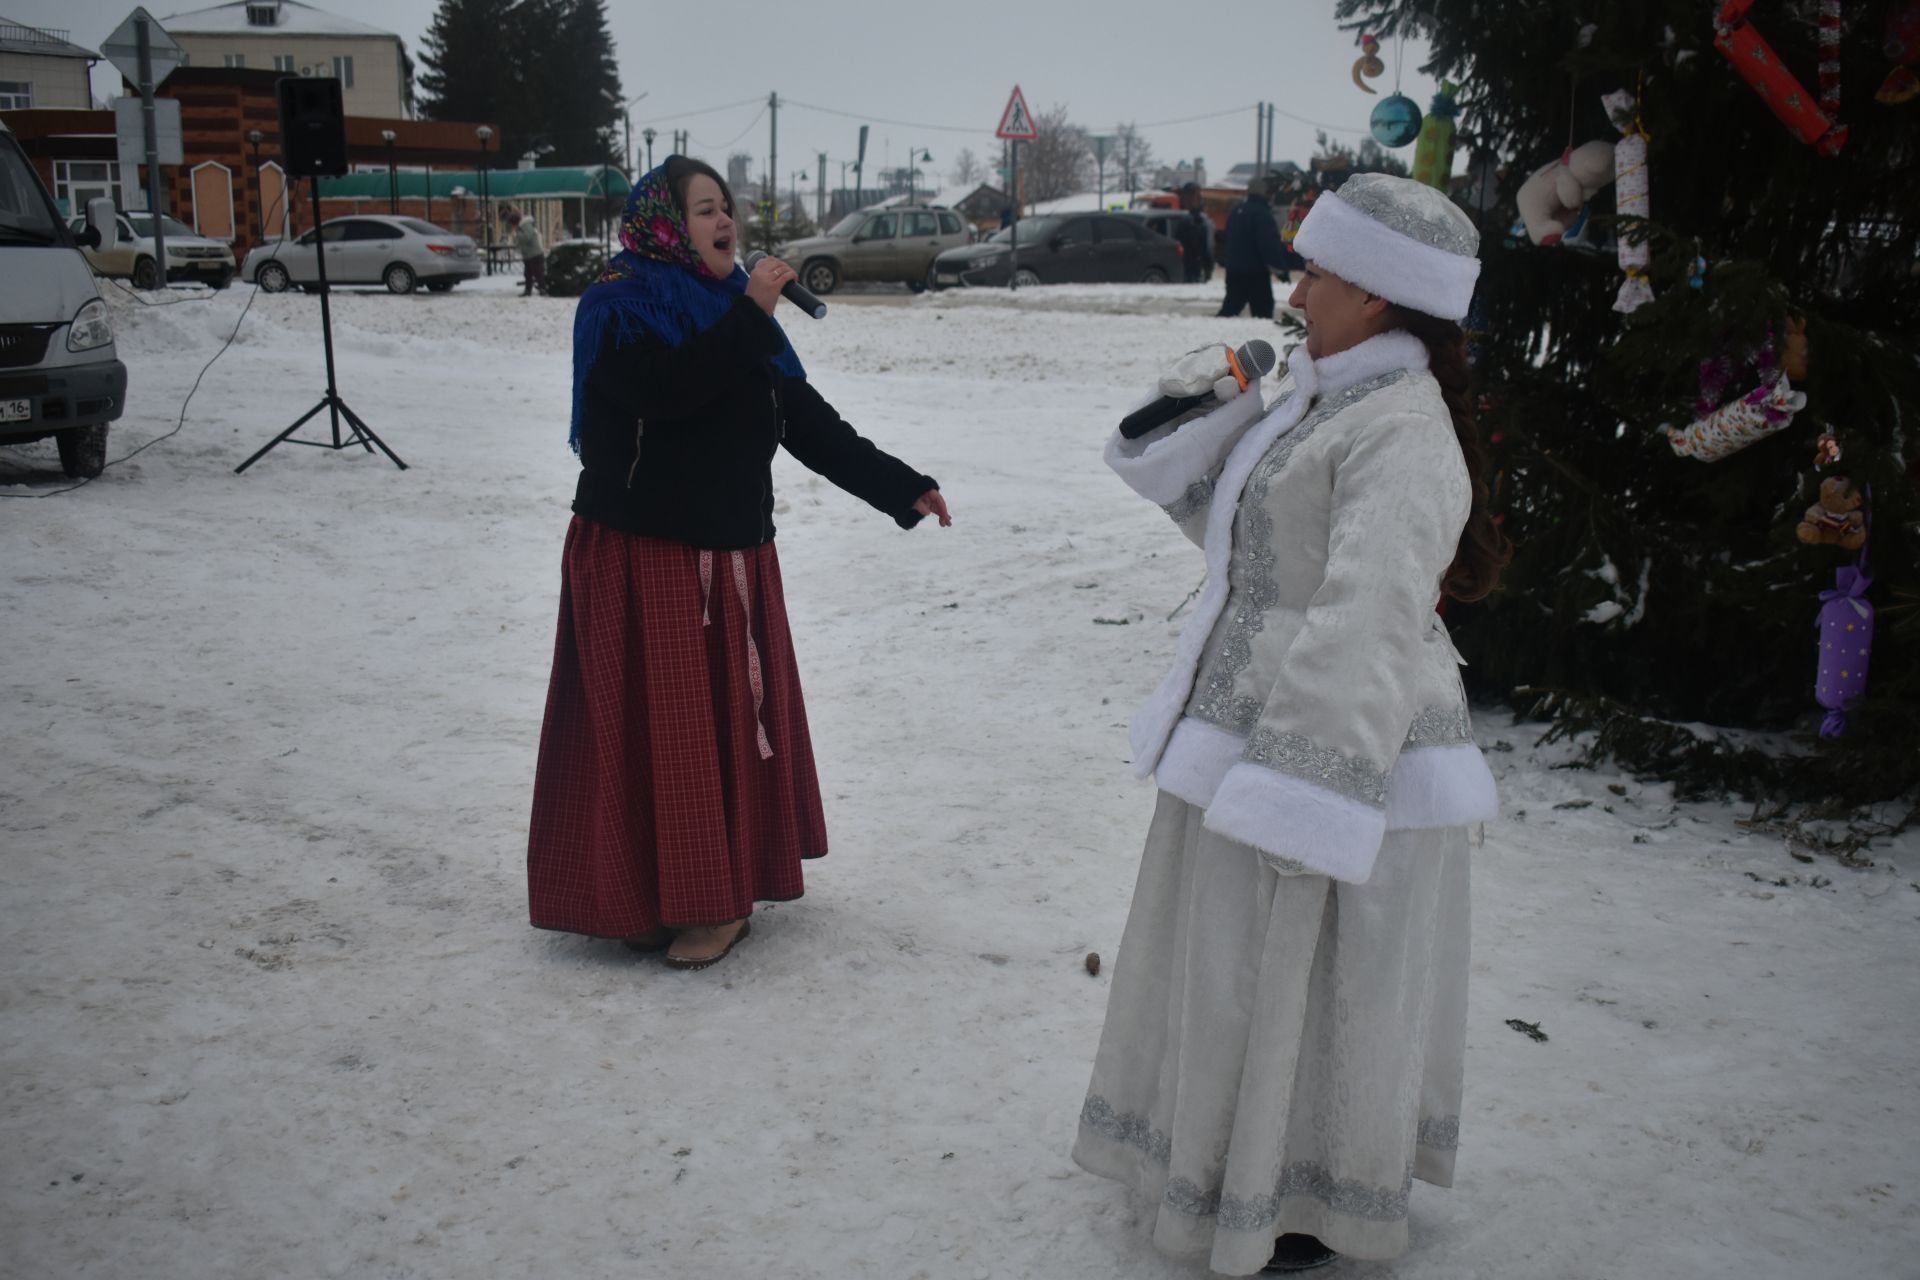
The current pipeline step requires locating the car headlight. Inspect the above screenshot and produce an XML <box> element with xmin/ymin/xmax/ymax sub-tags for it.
<box><xmin>67</xmin><ymin>299</ymin><xmax>114</xmax><ymax>353</ymax></box>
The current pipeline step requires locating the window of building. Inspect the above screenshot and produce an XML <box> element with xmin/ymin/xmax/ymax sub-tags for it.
<box><xmin>224</xmin><ymin>53</ymin><xmax>246</xmax><ymax>68</ymax></box>
<box><xmin>332</xmin><ymin>56</ymin><xmax>354</xmax><ymax>88</ymax></box>
<box><xmin>246</xmin><ymin>2</ymin><xmax>279</xmax><ymax>26</ymax></box>
<box><xmin>54</xmin><ymin>160</ymin><xmax>125</xmax><ymax>215</ymax></box>
<box><xmin>0</xmin><ymin>81</ymin><xmax>31</xmax><ymax>110</ymax></box>
<box><xmin>273</xmin><ymin>55</ymin><xmax>295</xmax><ymax>71</ymax></box>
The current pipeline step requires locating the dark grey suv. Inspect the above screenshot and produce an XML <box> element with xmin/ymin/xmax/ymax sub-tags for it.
<box><xmin>929</xmin><ymin>213</ymin><xmax>1184</xmax><ymax>288</ymax></box>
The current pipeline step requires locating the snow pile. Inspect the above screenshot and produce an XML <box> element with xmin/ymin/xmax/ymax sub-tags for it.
<box><xmin>2</xmin><ymin>286</ymin><xmax>1916</xmax><ymax>1279</ymax></box>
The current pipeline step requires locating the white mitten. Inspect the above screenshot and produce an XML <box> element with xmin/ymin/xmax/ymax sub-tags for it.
<box><xmin>1158</xmin><ymin>344</ymin><xmax>1236</xmax><ymax>398</ymax></box>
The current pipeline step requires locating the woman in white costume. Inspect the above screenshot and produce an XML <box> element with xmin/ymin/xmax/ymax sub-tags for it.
<box><xmin>1073</xmin><ymin>173</ymin><xmax>1510</xmax><ymax>1275</ymax></box>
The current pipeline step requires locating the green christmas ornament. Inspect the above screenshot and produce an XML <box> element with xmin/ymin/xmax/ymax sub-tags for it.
<box><xmin>1370</xmin><ymin>93</ymin><xmax>1424</xmax><ymax>148</ymax></box>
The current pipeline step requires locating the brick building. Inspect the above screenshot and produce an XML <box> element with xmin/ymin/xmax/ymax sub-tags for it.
<box><xmin>2</xmin><ymin>66</ymin><xmax>495</xmax><ymax>259</ymax></box>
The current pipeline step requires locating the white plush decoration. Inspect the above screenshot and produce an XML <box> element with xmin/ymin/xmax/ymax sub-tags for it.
<box><xmin>1515</xmin><ymin>139</ymin><xmax>1616</xmax><ymax>246</ymax></box>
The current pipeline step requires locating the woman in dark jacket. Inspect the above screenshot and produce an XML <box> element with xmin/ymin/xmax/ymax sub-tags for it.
<box><xmin>527</xmin><ymin>157</ymin><xmax>951</xmax><ymax>970</ymax></box>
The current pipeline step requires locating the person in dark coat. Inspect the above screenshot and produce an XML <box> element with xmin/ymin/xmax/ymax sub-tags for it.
<box><xmin>527</xmin><ymin>156</ymin><xmax>952</xmax><ymax>971</ymax></box>
<box><xmin>1216</xmin><ymin>184</ymin><xmax>1291</xmax><ymax>319</ymax></box>
<box><xmin>1175</xmin><ymin>182</ymin><xmax>1214</xmax><ymax>284</ymax></box>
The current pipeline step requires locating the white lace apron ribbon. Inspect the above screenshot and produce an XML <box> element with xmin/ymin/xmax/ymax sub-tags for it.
<box><xmin>698</xmin><ymin>549</ymin><xmax>775</xmax><ymax>760</ymax></box>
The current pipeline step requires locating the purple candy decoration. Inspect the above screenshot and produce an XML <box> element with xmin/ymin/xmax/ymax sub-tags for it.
<box><xmin>1814</xmin><ymin>564</ymin><xmax>1873</xmax><ymax>739</ymax></box>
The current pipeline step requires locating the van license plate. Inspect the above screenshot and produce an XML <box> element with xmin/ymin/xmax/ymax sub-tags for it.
<box><xmin>0</xmin><ymin>398</ymin><xmax>30</xmax><ymax>423</ymax></box>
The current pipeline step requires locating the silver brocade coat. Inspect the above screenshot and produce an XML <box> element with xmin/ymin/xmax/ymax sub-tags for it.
<box><xmin>1106</xmin><ymin>329</ymin><xmax>1499</xmax><ymax>882</ymax></box>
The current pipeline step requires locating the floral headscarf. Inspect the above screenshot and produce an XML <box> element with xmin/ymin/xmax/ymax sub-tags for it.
<box><xmin>570</xmin><ymin>157</ymin><xmax>803</xmax><ymax>455</ymax></box>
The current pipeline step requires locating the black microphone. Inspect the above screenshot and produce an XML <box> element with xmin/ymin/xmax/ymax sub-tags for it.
<box><xmin>744</xmin><ymin>250</ymin><xmax>827</xmax><ymax>319</ymax></box>
<box><xmin>1118</xmin><ymin>339</ymin><xmax>1278</xmax><ymax>439</ymax></box>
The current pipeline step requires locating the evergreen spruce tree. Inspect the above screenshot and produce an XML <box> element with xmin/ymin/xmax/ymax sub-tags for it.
<box><xmin>1336</xmin><ymin>0</ymin><xmax>1918</xmax><ymax>806</ymax></box>
<box><xmin>417</xmin><ymin>0</ymin><xmax>514</xmax><ymax>126</ymax></box>
<box><xmin>419</xmin><ymin>0</ymin><xmax>622</xmax><ymax>168</ymax></box>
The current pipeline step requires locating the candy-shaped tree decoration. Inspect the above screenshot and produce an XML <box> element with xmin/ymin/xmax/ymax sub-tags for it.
<box><xmin>1815</xmin><ymin>564</ymin><xmax>1873</xmax><ymax>738</ymax></box>
<box><xmin>1603</xmin><ymin>89</ymin><xmax>1653</xmax><ymax>314</ymax></box>
<box><xmin>1412</xmin><ymin>81</ymin><xmax>1461</xmax><ymax>189</ymax></box>
<box><xmin>1714</xmin><ymin>0</ymin><xmax>1850</xmax><ymax>154</ymax></box>
<box><xmin>1666</xmin><ymin>372</ymin><xmax>1807</xmax><ymax>461</ymax></box>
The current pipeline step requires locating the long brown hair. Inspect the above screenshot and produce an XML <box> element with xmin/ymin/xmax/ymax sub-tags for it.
<box><xmin>1391</xmin><ymin>306</ymin><xmax>1512</xmax><ymax>603</ymax></box>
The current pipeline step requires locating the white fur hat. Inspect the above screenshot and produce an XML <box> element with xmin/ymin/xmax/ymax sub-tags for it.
<box><xmin>1292</xmin><ymin>173</ymin><xmax>1481</xmax><ymax>321</ymax></box>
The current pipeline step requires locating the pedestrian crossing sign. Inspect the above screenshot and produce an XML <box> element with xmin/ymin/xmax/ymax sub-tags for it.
<box><xmin>996</xmin><ymin>86</ymin><xmax>1038</xmax><ymax>141</ymax></box>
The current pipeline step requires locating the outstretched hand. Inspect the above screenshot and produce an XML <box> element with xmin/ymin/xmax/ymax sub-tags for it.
<box><xmin>914</xmin><ymin>490</ymin><xmax>953</xmax><ymax>528</ymax></box>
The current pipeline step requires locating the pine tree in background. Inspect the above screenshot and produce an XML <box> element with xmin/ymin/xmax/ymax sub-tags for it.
<box><xmin>418</xmin><ymin>0</ymin><xmax>622</xmax><ymax>167</ymax></box>
<box><xmin>1336</xmin><ymin>0</ymin><xmax>1918</xmax><ymax>806</ymax></box>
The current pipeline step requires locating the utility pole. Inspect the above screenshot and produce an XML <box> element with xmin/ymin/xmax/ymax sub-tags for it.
<box><xmin>816</xmin><ymin>151</ymin><xmax>827</xmax><ymax>225</ymax></box>
<box><xmin>136</xmin><ymin>15</ymin><xmax>166</xmax><ymax>289</ymax></box>
<box><xmin>756</xmin><ymin>92</ymin><xmax>771</xmax><ymax>213</ymax></box>
<box><xmin>1264</xmin><ymin>104</ymin><xmax>1275</xmax><ymax>181</ymax></box>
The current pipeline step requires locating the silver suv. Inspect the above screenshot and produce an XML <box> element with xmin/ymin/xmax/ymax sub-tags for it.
<box><xmin>777</xmin><ymin>206</ymin><xmax>971</xmax><ymax>294</ymax></box>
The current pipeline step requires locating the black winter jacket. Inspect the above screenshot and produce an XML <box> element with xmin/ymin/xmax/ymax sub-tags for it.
<box><xmin>1222</xmin><ymin>193</ymin><xmax>1288</xmax><ymax>274</ymax></box>
<box><xmin>572</xmin><ymin>295</ymin><xmax>937</xmax><ymax>550</ymax></box>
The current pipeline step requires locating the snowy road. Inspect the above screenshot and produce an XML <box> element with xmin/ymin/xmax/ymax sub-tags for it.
<box><xmin>3</xmin><ymin>279</ymin><xmax>1916</xmax><ymax>1278</ymax></box>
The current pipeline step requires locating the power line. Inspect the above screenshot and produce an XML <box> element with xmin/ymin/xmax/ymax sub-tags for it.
<box><xmin>691</xmin><ymin>103</ymin><xmax>768</xmax><ymax>152</ymax></box>
<box><xmin>780</xmin><ymin>97</ymin><xmax>985</xmax><ymax>136</ymax></box>
<box><xmin>629</xmin><ymin>95</ymin><xmax>765</xmax><ymax>126</ymax></box>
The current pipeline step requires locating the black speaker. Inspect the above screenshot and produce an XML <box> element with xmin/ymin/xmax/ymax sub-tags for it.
<box><xmin>276</xmin><ymin>76</ymin><xmax>348</xmax><ymax>177</ymax></box>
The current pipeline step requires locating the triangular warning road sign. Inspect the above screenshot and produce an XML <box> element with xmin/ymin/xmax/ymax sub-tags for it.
<box><xmin>996</xmin><ymin>86</ymin><xmax>1038</xmax><ymax>141</ymax></box>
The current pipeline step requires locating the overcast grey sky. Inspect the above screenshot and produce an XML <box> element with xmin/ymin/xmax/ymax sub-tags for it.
<box><xmin>19</xmin><ymin>0</ymin><xmax>1443</xmax><ymax>193</ymax></box>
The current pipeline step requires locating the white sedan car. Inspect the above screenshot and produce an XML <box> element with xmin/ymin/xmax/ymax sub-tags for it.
<box><xmin>240</xmin><ymin>215</ymin><xmax>482</xmax><ymax>295</ymax></box>
<box><xmin>66</xmin><ymin>210</ymin><xmax>237</xmax><ymax>289</ymax></box>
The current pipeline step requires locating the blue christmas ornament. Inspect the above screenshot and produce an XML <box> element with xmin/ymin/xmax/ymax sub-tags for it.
<box><xmin>1370</xmin><ymin>93</ymin><xmax>1423</xmax><ymax>148</ymax></box>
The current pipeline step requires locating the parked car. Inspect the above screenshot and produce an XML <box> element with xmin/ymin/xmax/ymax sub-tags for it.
<box><xmin>776</xmin><ymin>205</ymin><xmax>971</xmax><ymax>295</ymax></box>
<box><xmin>65</xmin><ymin>209</ymin><xmax>236</xmax><ymax>290</ymax></box>
<box><xmin>240</xmin><ymin>216</ymin><xmax>481</xmax><ymax>295</ymax></box>
<box><xmin>929</xmin><ymin>213</ymin><xmax>1184</xmax><ymax>289</ymax></box>
<box><xmin>3</xmin><ymin>122</ymin><xmax>127</xmax><ymax>478</ymax></box>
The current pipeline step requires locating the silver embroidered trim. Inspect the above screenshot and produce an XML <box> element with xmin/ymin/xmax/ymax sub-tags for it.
<box><xmin>1417</xmin><ymin>1114</ymin><xmax>1461</xmax><ymax>1151</ymax></box>
<box><xmin>1245</xmin><ymin>728</ymin><xmax>1390</xmax><ymax>807</ymax></box>
<box><xmin>1162</xmin><ymin>475</ymin><xmax>1215</xmax><ymax>524</ymax></box>
<box><xmin>1080</xmin><ymin>1094</ymin><xmax>1171</xmax><ymax>1165</ymax></box>
<box><xmin>1335</xmin><ymin>173</ymin><xmax>1480</xmax><ymax>257</ymax></box>
<box><xmin>1404</xmin><ymin>704</ymin><xmax>1473</xmax><ymax>749</ymax></box>
<box><xmin>1082</xmin><ymin>1095</ymin><xmax>1416</xmax><ymax>1227</ymax></box>
<box><xmin>1188</xmin><ymin>371</ymin><xmax>1410</xmax><ymax>735</ymax></box>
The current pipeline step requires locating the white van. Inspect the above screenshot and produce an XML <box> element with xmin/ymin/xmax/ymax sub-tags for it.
<box><xmin>0</xmin><ymin>120</ymin><xmax>127</xmax><ymax>478</ymax></box>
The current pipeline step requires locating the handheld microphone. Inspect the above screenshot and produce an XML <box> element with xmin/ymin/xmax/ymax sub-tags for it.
<box><xmin>744</xmin><ymin>251</ymin><xmax>827</xmax><ymax>319</ymax></box>
<box><xmin>1118</xmin><ymin>339</ymin><xmax>1277</xmax><ymax>439</ymax></box>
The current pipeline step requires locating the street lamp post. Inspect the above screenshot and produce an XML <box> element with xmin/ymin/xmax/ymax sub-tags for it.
<box><xmin>907</xmin><ymin>147</ymin><xmax>931</xmax><ymax>205</ymax></box>
<box><xmin>380</xmin><ymin>128</ymin><xmax>398</xmax><ymax>215</ymax></box>
<box><xmin>643</xmin><ymin>127</ymin><xmax>656</xmax><ymax>172</ymax></box>
<box><xmin>476</xmin><ymin>125</ymin><xmax>493</xmax><ymax>274</ymax></box>
<box><xmin>246</xmin><ymin>128</ymin><xmax>264</xmax><ymax>244</ymax></box>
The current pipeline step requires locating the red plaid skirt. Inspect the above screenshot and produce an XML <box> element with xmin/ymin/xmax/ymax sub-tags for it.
<box><xmin>527</xmin><ymin>517</ymin><xmax>828</xmax><ymax>937</ymax></box>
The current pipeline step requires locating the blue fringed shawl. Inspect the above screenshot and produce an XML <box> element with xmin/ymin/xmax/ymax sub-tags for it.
<box><xmin>569</xmin><ymin>253</ymin><xmax>806</xmax><ymax>455</ymax></box>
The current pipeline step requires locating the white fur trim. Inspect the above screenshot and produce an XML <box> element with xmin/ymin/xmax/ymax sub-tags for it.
<box><xmin>1152</xmin><ymin>717</ymin><xmax>1245</xmax><ymax>808</ymax></box>
<box><xmin>1104</xmin><ymin>380</ymin><xmax>1268</xmax><ymax>506</ymax></box>
<box><xmin>1295</xmin><ymin>191</ymin><xmax>1481</xmax><ymax>321</ymax></box>
<box><xmin>1127</xmin><ymin>331</ymin><xmax>1432</xmax><ymax>781</ymax></box>
<box><xmin>1203</xmin><ymin>763</ymin><xmax>1387</xmax><ymax>884</ymax></box>
<box><xmin>1384</xmin><ymin>743</ymin><xmax>1500</xmax><ymax>830</ymax></box>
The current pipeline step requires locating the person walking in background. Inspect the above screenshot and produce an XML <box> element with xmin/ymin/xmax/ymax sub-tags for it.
<box><xmin>526</xmin><ymin>157</ymin><xmax>951</xmax><ymax>971</ymax></box>
<box><xmin>1176</xmin><ymin>182</ymin><xmax>1215</xmax><ymax>285</ymax></box>
<box><xmin>1216</xmin><ymin>177</ymin><xmax>1291</xmax><ymax>318</ymax></box>
<box><xmin>509</xmin><ymin>210</ymin><xmax>547</xmax><ymax>296</ymax></box>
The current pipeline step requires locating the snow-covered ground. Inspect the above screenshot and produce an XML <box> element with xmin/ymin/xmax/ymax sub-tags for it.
<box><xmin>3</xmin><ymin>280</ymin><xmax>1917</xmax><ymax>1279</ymax></box>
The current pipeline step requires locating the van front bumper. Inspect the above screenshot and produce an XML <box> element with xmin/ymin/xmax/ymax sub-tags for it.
<box><xmin>0</xmin><ymin>357</ymin><xmax>129</xmax><ymax>441</ymax></box>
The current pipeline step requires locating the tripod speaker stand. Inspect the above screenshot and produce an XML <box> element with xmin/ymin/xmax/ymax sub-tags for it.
<box><xmin>234</xmin><ymin>176</ymin><xmax>405</xmax><ymax>473</ymax></box>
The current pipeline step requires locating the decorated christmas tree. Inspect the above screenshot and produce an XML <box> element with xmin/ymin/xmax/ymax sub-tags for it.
<box><xmin>1336</xmin><ymin>0</ymin><xmax>1919</xmax><ymax>806</ymax></box>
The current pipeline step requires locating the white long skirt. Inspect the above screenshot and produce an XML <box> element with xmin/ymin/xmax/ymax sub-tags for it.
<box><xmin>1072</xmin><ymin>791</ymin><xmax>1470</xmax><ymax>1274</ymax></box>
